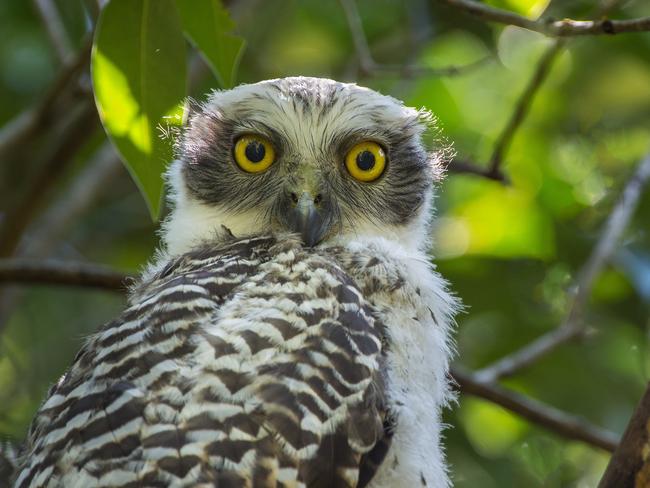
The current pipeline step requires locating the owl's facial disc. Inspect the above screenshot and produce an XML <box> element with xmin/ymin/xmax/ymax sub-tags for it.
<box><xmin>169</xmin><ymin>77</ymin><xmax>445</xmax><ymax>255</ymax></box>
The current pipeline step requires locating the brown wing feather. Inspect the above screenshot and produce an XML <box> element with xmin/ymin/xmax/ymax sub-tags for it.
<box><xmin>15</xmin><ymin>236</ymin><xmax>386</xmax><ymax>487</ymax></box>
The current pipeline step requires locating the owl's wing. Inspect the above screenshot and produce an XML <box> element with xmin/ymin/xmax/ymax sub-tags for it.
<box><xmin>15</xmin><ymin>236</ymin><xmax>388</xmax><ymax>488</ymax></box>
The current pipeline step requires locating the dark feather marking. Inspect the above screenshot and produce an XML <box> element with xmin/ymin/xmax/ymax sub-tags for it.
<box><xmin>15</xmin><ymin>235</ymin><xmax>389</xmax><ymax>487</ymax></box>
<box><xmin>358</xmin><ymin>411</ymin><xmax>396</xmax><ymax>487</ymax></box>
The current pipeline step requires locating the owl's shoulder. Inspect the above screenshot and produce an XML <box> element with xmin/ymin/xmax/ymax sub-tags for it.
<box><xmin>17</xmin><ymin>234</ymin><xmax>391</xmax><ymax>487</ymax></box>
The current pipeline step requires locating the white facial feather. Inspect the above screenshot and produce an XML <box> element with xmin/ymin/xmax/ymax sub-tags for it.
<box><xmin>162</xmin><ymin>76</ymin><xmax>441</xmax><ymax>255</ymax></box>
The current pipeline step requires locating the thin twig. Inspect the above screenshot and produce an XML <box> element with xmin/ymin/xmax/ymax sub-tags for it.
<box><xmin>364</xmin><ymin>56</ymin><xmax>493</xmax><ymax>78</ymax></box>
<box><xmin>598</xmin><ymin>382</ymin><xmax>650</xmax><ymax>487</ymax></box>
<box><xmin>452</xmin><ymin>367</ymin><xmax>620</xmax><ymax>452</ymax></box>
<box><xmin>32</xmin><ymin>0</ymin><xmax>72</xmax><ymax>63</ymax></box>
<box><xmin>437</xmin><ymin>0</ymin><xmax>650</xmax><ymax>37</ymax></box>
<box><xmin>0</xmin><ymin>259</ymin><xmax>131</xmax><ymax>291</ymax></box>
<box><xmin>0</xmin><ymin>36</ymin><xmax>91</xmax><ymax>161</ymax></box>
<box><xmin>488</xmin><ymin>39</ymin><xmax>565</xmax><ymax>174</ymax></box>
<box><xmin>441</xmin><ymin>2</ymin><xmax>563</xmax><ymax>179</ymax></box>
<box><xmin>476</xmin><ymin>153</ymin><xmax>650</xmax><ymax>382</ymax></box>
<box><xmin>0</xmin><ymin>99</ymin><xmax>99</xmax><ymax>258</ymax></box>
<box><xmin>340</xmin><ymin>0</ymin><xmax>492</xmax><ymax>78</ymax></box>
<box><xmin>447</xmin><ymin>0</ymin><xmax>622</xmax><ymax>179</ymax></box>
<box><xmin>0</xmin><ymin>144</ymin><xmax>123</xmax><ymax>336</ymax></box>
<box><xmin>447</xmin><ymin>158</ymin><xmax>508</xmax><ymax>183</ymax></box>
<box><xmin>339</xmin><ymin>0</ymin><xmax>374</xmax><ymax>72</ymax></box>
<box><xmin>571</xmin><ymin>155</ymin><xmax>650</xmax><ymax>313</ymax></box>
<box><xmin>17</xmin><ymin>143</ymin><xmax>123</xmax><ymax>257</ymax></box>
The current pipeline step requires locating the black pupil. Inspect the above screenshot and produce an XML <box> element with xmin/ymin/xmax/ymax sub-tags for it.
<box><xmin>356</xmin><ymin>150</ymin><xmax>375</xmax><ymax>171</ymax></box>
<box><xmin>245</xmin><ymin>141</ymin><xmax>265</xmax><ymax>163</ymax></box>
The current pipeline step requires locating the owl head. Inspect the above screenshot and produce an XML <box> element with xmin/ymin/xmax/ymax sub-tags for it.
<box><xmin>163</xmin><ymin>77</ymin><xmax>445</xmax><ymax>255</ymax></box>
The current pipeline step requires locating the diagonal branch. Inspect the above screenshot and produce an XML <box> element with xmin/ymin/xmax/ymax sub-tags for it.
<box><xmin>476</xmin><ymin>153</ymin><xmax>650</xmax><ymax>383</ymax></box>
<box><xmin>0</xmin><ymin>258</ymin><xmax>622</xmax><ymax>453</ymax></box>
<box><xmin>442</xmin><ymin>0</ymin><xmax>623</xmax><ymax>179</ymax></box>
<box><xmin>0</xmin><ymin>36</ymin><xmax>92</xmax><ymax>161</ymax></box>
<box><xmin>599</xmin><ymin>382</ymin><xmax>650</xmax><ymax>487</ymax></box>
<box><xmin>447</xmin><ymin>158</ymin><xmax>508</xmax><ymax>183</ymax></box>
<box><xmin>437</xmin><ymin>0</ymin><xmax>650</xmax><ymax>37</ymax></box>
<box><xmin>0</xmin><ymin>143</ymin><xmax>124</xmax><ymax>336</ymax></box>
<box><xmin>17</xmin><ymin>143</ymin><xmax>123</xmax><ymax>257</ymax></box>
<box><xmin>0</xmin><ymin>259</ymin><xmax>131</xmax><ymax>291</ymax></box>
<box><xmin>447</xmin><ymin>40</ymin><xmax>562</xmax><ymax>180</ymax></box>
<box><xmin>32</xmin><ymin>0</ymin><xmax>72</xmax><ymax>64</ymax></box>
<box><xmin>488</xmin><ymin>39</ymin><xmax>565</xmax><ymax>174</ymax></box>
<box><xmin>452</xmin><ymin>367</ymin><xmax>619</xmax><ymax>452</ymax></box>
<box><xmin>0</xmin><ymin>99</ymin><xmax>99</xmax><ymax>258</ymax></box>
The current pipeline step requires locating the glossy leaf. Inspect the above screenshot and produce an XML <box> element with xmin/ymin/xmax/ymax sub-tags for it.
<box><xmin>175</xmin><ymin>0</ymin><xmax>245</xmax><ymax>88</ymax></box>
<box><xmin>485</xmin><ymin>0</ymin><xmax>551</xmax><ymax>19</ymax></box>
<box><xmin>92</xmin><ymin>0</ymin><xmax>187</xmax><ymax>220</ymax></box>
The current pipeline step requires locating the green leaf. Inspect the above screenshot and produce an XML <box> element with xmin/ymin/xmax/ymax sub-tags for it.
<box><xmin>485</xmin><ymin>0</ymin><xmax>550</xmax><ymax>19</ymax></box>
<box><xmin>92</xmin><ymin>0</ymin><xmax>187</xmax><ymax>220</ymax></box>
<box><xmin>175</xmin><ymin>0</ymin><xmax>245</xmax><ymax>88</ymax></box>
<box><xmin>460</xmin><ymin>397</ymin><xmax>528</xmax><ymax>457</ymax></box>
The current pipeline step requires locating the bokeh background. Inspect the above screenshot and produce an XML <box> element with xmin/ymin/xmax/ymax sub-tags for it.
<box><xmin>1</xmin><ymin>0</ymin><xmax>650</xmax><ymax>486</ymax></box>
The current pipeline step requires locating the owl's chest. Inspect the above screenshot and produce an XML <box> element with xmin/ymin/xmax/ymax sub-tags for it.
<box><xmin>370</xmin><ymin>311</ymin><xmax>452</xmax><ymax>488</ymax></box>
<box><xmin>340</xmin><ymin>247</ymin><xmax>456</xmax><ymax>488</ymax></box>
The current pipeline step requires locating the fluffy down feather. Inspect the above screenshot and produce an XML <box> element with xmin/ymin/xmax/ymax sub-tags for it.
<box><xmin>14</xmin><ymin>231</ymin><xmax>456</xmax><ymax>487</ymax></box>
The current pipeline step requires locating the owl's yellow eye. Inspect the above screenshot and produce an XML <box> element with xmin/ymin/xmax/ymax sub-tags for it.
<box><xmin>345</xmin><ymin>141</ymin><xmax>386</xmax><ymax>182</ymax></box>
<box><xmin>234</xmin><ymin>134</ymin><xmax>276</xmax><ymax>173</ymax></box>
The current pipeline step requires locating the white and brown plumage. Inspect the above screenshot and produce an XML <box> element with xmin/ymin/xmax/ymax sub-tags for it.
<box><xmin>14</xmin><ymin>77</ymin><xmax>458</xmax><ymax>487</ymax></box>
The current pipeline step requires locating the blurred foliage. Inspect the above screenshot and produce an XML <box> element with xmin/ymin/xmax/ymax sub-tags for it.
<box><xmin>1</xmin><ymin>0</ymin><xmax>649</xmax><ymax>486</ymax></box>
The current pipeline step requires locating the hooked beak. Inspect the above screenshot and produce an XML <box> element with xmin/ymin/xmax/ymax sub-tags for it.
<box><xmin>284</xmin><ymin>191</ymin><xmax>330</xmax><ymax>247</ymax></box>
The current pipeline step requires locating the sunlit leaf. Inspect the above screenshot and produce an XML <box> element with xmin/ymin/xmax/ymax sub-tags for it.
<box><xmin>485</xmin><ymin>0</ymin><xmax>551</xmax><ymax>19</ymax></box>
<box><xmin>92</xmin><ymin>0</ymin><xmax>187</xmax><ymax>220</ymax></box>
<box><xmin>441</xmin><ymin>182</ymin><xmax>555</xmax><ymax>259</ymax></box>
<box><xmin>460</xmin><ymin>398</ymin><xmax>528</xmax><ymax>456</ymax></box>
<box><xmin>175</xmin><ymin>0</ymin><xmax>245</xmax><ymax>88</ymax></box>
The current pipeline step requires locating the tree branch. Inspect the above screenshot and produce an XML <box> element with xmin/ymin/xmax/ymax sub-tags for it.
<box><xmin>447</xmin><ymin>158</ymin><xmax>508</xmax><ymax>183</ymax></box>
<box><xmin>0</xmin><ymin>36</ymin><xmax>91</xmax><ymax>162</ymax></box>
<box><xmin>437</xmin><ymin>0</ymin><xmax>650</xmax><ymax>37</ymax></box>
<box><xmin>488</xmin><ymin>39</ymin><xmax>564</xmax><ymax>174</ymax></box>
<box><xmin>0</xmin><ymin>259</ymin><xmax>131</xmax><ymax>291</ymax></box>
<box><xmin>0</xmin><ymin>256</ymin><xmax>621</xmax><ymax>453</ymax></box>
<box><xmin>476</xmin><ymin>153</ymin><xmax>650</xmax><ymax>382</ymax></box>
<box><xmin>0</xmin><ymin>144</ymin><xmax>123</xmax><ymax>336</ymax></box>
<box><xmin>448</xmin><ymin>39</ymin><xmax>563</xmax><ymax>180</ymax></box>
<box><xmin>340</xmin><ymin>0</ymin><xmax>492</xmax><ymax>78</ymax></box>
<box><xmin>599</xmin><ymin>382</ymin><xmax>650</xmax><ymax>487</ymax></box>
<box><xmin>17</xmin><ymin>143</ymin><xmax>123</xmax><ymax>257</ymax></box>
<box><xmin>452</xmin><ymin>367</ymin><xmax>620</xmax><ymax>452</ymax></box>
<box><xmin>31</xmin><ymin>0</ymin><xmax>72</xmax><ymax>64</ymax></box>
<box><xmin>442</xmin><ymin>0</ymin><xmax>623</xmax><ymax>179</ymax></box>
<box><xmin>0</xmin><ymin>99</ymin><xmax>99</xmax><ymax>258</ymax></box>
<box><xmin>362</xmin><ymin>57</ymin><xmax>493</xmax><ymax>78</ymax></box>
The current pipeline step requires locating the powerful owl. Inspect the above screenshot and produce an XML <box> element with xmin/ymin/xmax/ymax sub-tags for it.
<box><xmin>13</xmin><ymin>77</ymin><xmax>458</xmax><ymax>487</ymax></box>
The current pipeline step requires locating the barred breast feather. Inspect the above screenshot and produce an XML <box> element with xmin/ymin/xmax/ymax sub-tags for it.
<box><xmin>14</xmin><ymin>235</ymin><xmax>389</xmax><ymax>488</ymax></box>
